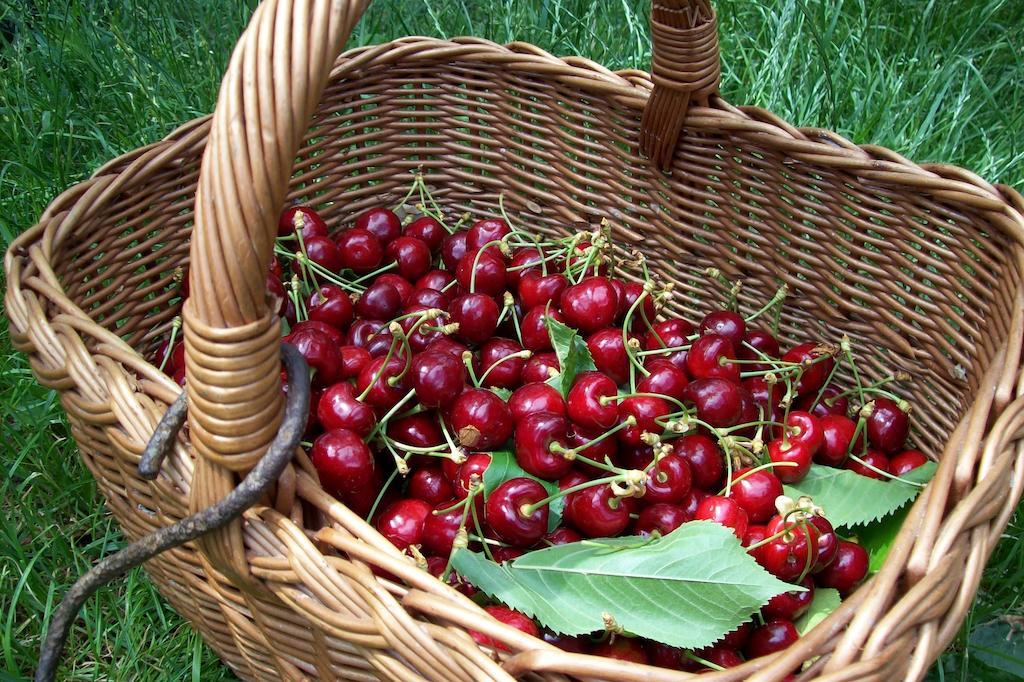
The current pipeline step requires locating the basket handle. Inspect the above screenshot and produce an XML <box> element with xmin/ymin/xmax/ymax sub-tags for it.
<box><xmin>639</xmin><ymin>0</ymin><xmax>721</xmax><ymax>170</ymax></box>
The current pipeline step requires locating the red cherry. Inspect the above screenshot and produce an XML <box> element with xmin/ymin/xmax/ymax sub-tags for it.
<box><xmin>450</xmin><ymin>388</ymin><xmax>513</xmax><ymax>450</ymax></box>
<box><xmin>520</xmin><ymin>305</ymin><xmax>563</xmax><ymax>352</ymax></box>
<box><xmin>278</xmin><ymin>205</ymin><xmax>328</xmax><ymax>239</ymax></box>
<box><xmin>307</xmin><ymin>284</ymin><xmax>354</xmax><ymax>330</ymax></box>
<box><xmin>336</xmin><ymin>228</ymin><xmax>383</xmax><ymax>273</ymax></box>
<box><xmin>615</xmin><ymin>281</ymin><xmax>657</xmax><ymax>330</ymax></box>
<box><xmin>266</xmin><ymin>274</ymin><xmax>286</xmax><ymax>315</ymax></box>
<box><xmin>699</xmin><ymin>310</ymin><xmax>746</xmax><ymax>347</ymax></box>
<box><xmin>342</xmin><ymin>467</ymin><xmax>388</xmax><ymax>518</ymax></box>
<box><xmin>891</xmin><ymin>449</ymin><xmax>929</xmax><ymax>475</ymax></box>
<box><xmin>743</xmin><ymin>376</ymin><xmax>784</xmax><ymax>423</ymax></box>
<box><xmin>815</xmin><ymin>540</ymin><xmax>869</xmax><ymax>595</ymax></box>
<box><xmin>694</xmin><ymin>645</ymin><xmax>745</xmax><ymax>670</ymax></box>
<box><xmin>387</xmin><ymin>414</ymin><xmax>443</xmax><ymax>455</ymax></box>
<box><xmin>590</xmin><ymin>637</ymin><xmax>649</xmax><ymax>664</ymax></box>
<box><xmin>808</xmin><ymin>514</ymin><xmax>839</xmax><ymax>572</ymax></box>
<box><xmin>519</xmin><ymin>272</ymin><xmax>569</xmax><ymax>310</ymax></box>
<box><xmin>355</xmin><ymin>207</ymin><xmax>401</xmax><ymax>245</ymax></box>
<box><xmin>681</xmin><ymin>378</ymin><xmax>743</xmax><ymax>428</ymax></box>
<box><xmin>424</xmin><ymin>336</ymin><xmax>468</xmax><ymax>359</ymax></box>
<box><xmin>287</xmin><ymin>327</ymin><xmax>342</xmax><ymax>386</ymax></box>
<box><xmin>449</xmin><ymin>293</ymin><xmax>500</xmax><ymax>344</ymax></box>
<box><xmin>866</xmin><ymin>397</ymin><xmax>910</xmax><ymax>454</ymax></box>
<box><xmin>781</xmin><ymin>342</ymin><xmax>835</xmax><ymax>396</ymax></box>
<box><xmin>514</xmin><ymin>412</ymin><xmax>573</xmax><ymax>480</ymax></box>
<box><xmin>566</xmin><ymin>372</ymin><xmax>619</xmax><ymax>431</ymax></box>
<box><xmin>645</xmin><ymin>641</ymin><xmax>688</xmax><ymax>670</ymax></box>
<box><xmin>817</xmin><ymin>414</ymin><xmax>857</xmax><ymax>467</ymax></box>
<box><xmin>782</xmin><ymin>410</ymin><xmax>824</xmax><ymax>456</ymax></box>
<box><xmin>456</xmin><ymin>248</ymin><xmax>507</xmax><ymax>297</ymax></box>
<box><xmin>317</xmin><ymin>382</ymin><xmax>377</xmax><ymax>435</ymax></box>
<box><xmin>795</xmin><ymin>385</ymin><xmax>849</xmax><ymax>418</ymax></box>
<box><xmin>568</xmin><ymin>425</ymin><xmax>619</xmax><ymax>464</ymax></box>
<box><xmin>404</xmin><ymin>216</ymin><xmax>446</xmax><ymax>251</ymax></box>
<box><xmin>760</xmin><ymin>515</ymin><xmax>818</xmax><ymax>581</ymax></box>
<box><xmin>766</xmin><ymin>438</ymin><xmax>813</xmax><ymax>483</ymax></box>
<box><xmin>466</xmin><ymin>218</ymin><xmax>511</xmax><ymax>251</ymax></box>
<box><xmin>485</xmin><ymin>477</ymin><xmax>550</xmax><ymax>547</ymax></box>
<box><xmin>507</xmin><ymin>247</ymin><xmax>545</xmax><ymax>286</ymax></box>
<box><xmin>763</xmin><ymin>576</ymin><xmax>814</xmax><ymax>621</ymax></box>
<box><xmin>509</xmin><ymin>382</ymin><xmax>566</xmax><ymax>422</ymax></box>
<box><xmin>567</xmin><ymin>484</ymin><xmax>630</xmax><ymax>537</ymax></box>
<box><xmin>686</xmin><ymin>333</ymin><xmax>740</xmax><ymax>382</ymax></box>
<box><xmin>345</xmin><ymin>318</ymin><xmax>386</xmax><ymax>349</ymax></box>
<box><xmin>408</xmin><ymin>467</ymin><xmax>455</xmax><ymax>505</ymax></box>
<box><xmin>738</xmin><ymin>327</ymin><xmax>781</xmax><ymax>370</ymax></box>
<box><xmin>618</xmin><ymin>395</ymin><xmax>670</xmax><ymax>447</ymax></box>
<box><xmin>311</xmin><ymin>429</ymin><xmax>375</xmax><ymax>496</ymax></box>
<box><xmin>376</xmin><ymin>273</ymin><xmax>414</xmax><ymax>304</ymax></box>
<box><xmin>675</xmin><ymin>434</ymin><xmax>724</xmax><ymax>491</ymax></box>
<box><xmin>637</xmin><ymin>358</ymin><xmax>689</xmax><ymax>401</ymax></box>
<box><xmin>634</xmin><ymin>503</ymin><xmax>690</xmax><ymax>536</ymax></box>
<box><xmin>355</xmin><ymin>355</ymin><xmax>408</xmax><ymax>408</ymax></box>
<box><xmin>407</xmin><ymin>288</ymin><xmax>448</xmax><ymax>312</ymax></box>
<box><xmin>475</xmin><ymin>338</ymin><xmax>527</xmax><ymax>389</ymax></box>
<box><xmin>415</xmin><ymin>268</ymin><xmax>455</xmax><ymax>293</ymax></box>
<box><xmin>680</xmin><ymin>488</ymin><xmax>708</xmax><ymax>517</ymax></box>
<box><xmin>694</xmin><ymin>495</ymin><xmax>749</xmax><ymax>539</ymax></box>
<box><xmin>720</xmin><ymin>622</ymin><xmax>753</xmax><ymax>650</ymax></box>
<box><xmin>559</xmin><ymin>276</ymin><xmax>619</xmax><ymax>334</ymax></box>
<box><xmin>522</xmin><ymin>352</ymin><xmax>560</xmax><ymax>383</ymax></box>
<box><xmin>421</xmin><ymin>499</ymin><xmax>464</xmax><ymax>556</ymax></box>
<box><xmin>441</xmin><ymin>230</ymin><xmax>469</xmax><ymax>271</ymax></box>
<box><xmin>587</xmin><ymin>328</ymin><xmax>631</xmax><ymax>386</ymax></box>
<box><xmin>543</xmin><ymin>526</ymin><xmax>582</xmax><ymax>546</ymax></box>
<box><xmin>355</xmin><ymin>280</ymin><xmax>402</xmax><ymax>321</ymax></box>
<box><xmin>338</xmin><ymin>345</ymin><xmax>371</xmax><ymax>379</ymax></box>
<box><xmin>745</xmin><ymin>619</ymin><xmax>798</xmax><ymax>659</ymax></box>
<box><xmin>409</xmin><ymin>351</ymin><xmax>466</xmax><ymax>408</ymax></box>
<box><xmin>299</xmin><ymin>235</ymin><xmax>343</xmax><ymax>273</ymax></box>
<box><xmin>376</xmin><ymin>498</ymin><xmax>432</xmax><ymax>551</ymax></box>
<box><xmin>729</xmin><ymin>467</ymin><xmax>783</xmax><ymax>523</ymax></box>
<box><xmin>644</xmin><ymin>318</ymin><xmax>695</xmax><ymax>369</ymax></box>
<box><xmin>644</xmin><ymin>454</ymin><xmax>692</xmax><ymax>504</ymax></box>
<box><xmin>452</xmin><ymin>453</ymin><xmax>491</xmax><ymax>499</ymax></box>
<box><xmin>847</xmin><ymin>449</ymin><xmax>891</xmax><ymax>479</ymax></box>
<box><xmin>470</xmin><ymin>606</ymin><xmax>538</xmax><ymax>651</ymax></box>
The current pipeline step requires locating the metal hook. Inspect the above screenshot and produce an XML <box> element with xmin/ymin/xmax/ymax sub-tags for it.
<box><xmin>35</xmin><ymin>343</ymin><xmax>309</xmax><ymax>682</ymax></box>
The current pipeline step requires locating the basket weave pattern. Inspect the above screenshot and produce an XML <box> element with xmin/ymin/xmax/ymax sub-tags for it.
<box><xmin>6</xmin><ymin>0</ymin><xmax>1024</xmax><ymax>679</ymax></box>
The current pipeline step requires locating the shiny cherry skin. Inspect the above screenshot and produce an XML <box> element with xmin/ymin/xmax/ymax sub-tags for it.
<box><xmin>634</xmin><ymin>503</ymin><xmax>690</xmax><ymax>536</ymax></box>
<box><xmin>336</xmin><ymin>227</ymin><xmax>383</xmax><ymax>273</ymax></box>
<box><xmin>407</xmin><ymin>287</ymin><xmax>448</xmax><ymax>312</ymax></box>
<box><xmin>567</xmin><ymin>371</ymin><xmax>619</xmax><ymax>431</ymax></box>
<box><xmin>587</xmin><ymin>328</ymin><xmax>630</xmax><ymax>386</ymax></box>
<box><xmin>311</xmin><ymin>429</ymin><xmax>375</xmax><ymax>496</ymax></box>
<box><xmin>508</xmin><ymin>382</ymin><xmax>566</xmax><ymax>422</ymax></box>
<box><xmin>618</xmin><ymin>395</ymin><xmax>670</xmax><ymax>447</ymax></box>
<box><xmin>450</xmin><ymin>388</ymin><xmax>514</xmax><ymax>450</ymax></box>
<box><xmin>466</xmin><ymin>218</ymin><xmax>511</xmax><ymax>252</ymax></box>
<box><xmin>694</xmin><ymin>645</ymin><xmax>744</xmax><ymax>670</ymax></box>
<box><xmin>867</xmin><ymin>397</ymin><xmax>910</xmax><ymax>453</ymax></box>
<box><xmin>644</xmin><ymin>318</ymin><xmax>694</xmax><ymax>369</ymax></box>
<box><xmin>387</xmin><ymin>414</ymin><xmax>443</xmax><ymax>452</ymax></box>
<box><xmin>818</xmin><ymin>414</ymin><xmax>857</xmax><ymax>467</ymax></box>
<box><xmin>699</xmin><ymin>310</ymin><xmax>746</xmax><ymax>347</ymax></box>
<box><xmin>377</xmin><ymin>273</ymin><xmax>413</xmax><ymax>304</ymax></box>
<box><xmin>795</xmin><ymin>386</ymin><xmax>849</xmax><ymax>418</ymax></box>
<box><xmin>308</xmin><ymin>284</ymin><xmax>354</xmax><ymax>331</ymax></box>
<box><xmin>781</xmin><ymin>342</ymin><xmax>836</xmax><ymax>396</ymax></box>
<box><xmin>291</xmin><ymin>319</ymin><xmax>344</xmax><ymax>346</ymax></box>
<box><xmin>738</xmin><ymin>327</ymin><xmax>781</xmax><ymax>371</ymax></box>
<box><xmin>355</xmin><ymin>280</ymin><xmax>402</xmax><ymax>320</ymax></box>
<box><xmin>424</xmin><ymin>337</ymin><xmax>469</xmax><ymax>359</ymax></box>
<box><xmin>745</xmin><ymin>619</ymin><xmax>798</xmax><ymax>659</ymax></box>
<box><xmin>410</xmin><ymin>350</ymin><xmax>466</xmax><ymax>408</ymax></box>
<box><xmin>485</xmin><ymin>477</ymin><xmax>550</xmax><ymax>547</ymax></box>
<box><xmin>355</xmin><ymin>207</ymin><xmax>401</xmax><ymax>245</ymax></box>
<box><xmin>809</xmin><ymin>514</ymin><xmax>839</xmax><ymax>572</ymax></box>
<box><xmin>890</xmin><ymin>449</ymin><xmax>928</xmax><ymax>475</ymax></box>
<box><xmin>514</xmin><ymin>412</ymin><xmax>573</xmax><ymax>480</ymax></box>
<box><xmin>440</xmin><ymin>230</ymin><xmax>469</xmax><ymax>271</ymax></box>
<box><xmin>815</xmin><ymin>540</ymin><xmax>869</xmax><ymax>595</ymax></box>
<box><xmin>384</xmin><ymin>236</ymin><xmax>432</xmax><ymax>281</ymax></box>
<box><xmin>456</xmin><ymin>248</ymin><xmax>507</xmax><ymax>297</ymax></box>
<box><xmin>560</xmin><ymin>276</ymin><xmax>619</xmax><ymax>334</ymax></box>
<box><xmin>345</xmin><ymin>318</ymin><xmax>386</xmax><ymax>349</ymax></box>
<box><xmin>763</xmin><ymin>576</ymin><xmax>814</xmax><ymax>621</ymax></box>
<box><xmin>682</xmin><ymin>378</ymin><xmax>743</xmax><ymax>428</ymax></box>
<box><xmin>568</xmin><ymin>425</ymin><xmax>619</xmax><ymax>463</ymax></box>
<box><xmin>686</xmin><ymin>333</ymin><xmax>740</xmax><ymax>382</ymax></box>
<box><xmin>287</xmin><ymin>327</ymin><xmax>342</xmax><ymax>386</ymax></box>
<box><xmin>416</xmin><ymin>268</ymin><xmax>455</xmax><ymax>293</ymax></box>
<box><xmin>355</xmin><ymin>356</ymin><xmax>408</xmax><ymax>408</ymax></box>
<box><xmin>694</xmin><ymin>495</ymin><xmax>749</xmax><ymax>539</ymax></box>
<box><xmin>300</xmin><ymin>235</ymin><xmax>343</xmax><ymax>273</ymax></box>
<box><xmin>338</xmin><ymin>344</ymin><xmax>372</xmax><ymax>379</ymax></box>
<box><xmin>469</xmin><ymin>606</ymin><xmax>539</xmax><ymax>652</ymax></box>
<box><xmin>616</xmin><ymin>281</ymin><xmax>658</xmax><ymax>331</ymax></box>
<box><xmin>567</xmin><ymin>484</ymin><xmax>630</xmax><ymax>537</ymax></box>
<box><xmin>520</xmin><ymin>305</ymin><xmax>563</xmax><ymax>352</ymax></box>
<box><xmin>544</xmin><ymin>526</ymin><xmax>582</xmax><ymax>546</ymax></box>
<box><xmin>278</xmin><ymin>205</ymin><xmax>328</xmax><ymax>238</ymax></box>
<box><xmin>408</xmin><ymin>466</ymin><xmax>455</xmax><ymax>505</ymax></box>
<box><xmin>506</xmin><ymin>247</ymin><xmax>544</xmax><ymax>286</ymax></box>
<box><xmin>720</xmin><ymin>621</ymin><xmax>753</xmax><ymax>650</ymax></box>
<box><xmin>404</xmin><ymin>215</ymin><xmax>446</xmax><ymax>252</ymax></box>
<box><xmin>729</xmin><ymin>467</ymin><xmax>784</xmax><ymax>523</ymax></box>
<box><xmin>375</xmin><ymin>498</ymin><xmax>432</xmax><ymax>551</ymax></box>
<box><xmin>760</xmin><ymin>514</ymin><xmax>818</xmax><ymax>581</ymax></box>
<box><xmin>476</xmin><ymin>338</ymin><xmax>527</xmax><ymax>389</ymax></box>
<box><xmin>674</xmin><ymin>434</ymin><xmax>724</xmax><ymax>491</ymax></box>
<box><xmin>783</xmin><ymin>411</ymin><xmax>824</xmax><ymax>455</ymax></box>
<box><xmin>449</xmin><ymin>293</ymin><xmax>500</xmax><ymax>344</ymax></box>
<box><xmin>847</xmin><ymin>449</ymin><xmax>891</xmax><ymax>479</ymax></box>
<box><xmin>452</xmin><ymin>453</ymin><xmax>491</xmax><ymax>498</ymax></box>
<box><xmin>522</xmin><ymin>352</ymin><xmax>560</xmax><ymax>383</ymax></box>
<box><xmin>637</xmin><ymin>359</ymin><xmax>689</xmax><ymax>402</ymax></box>
<box><xmin>766</xmin><ymin>438</ymin><xmax>813</xmax><ymax>483</ymax></box>
<box><xmin>590</xmin><ymin>637</ymin><xmax>649</xmax><ymax>664</ymax></box>
<box><xmin>317</xmin><ymin>382</ymin><xmax>377</xmax><ymax>435</ymax></box>
<box><xmin>518</xmin><ymin>272</ymin><xmax>569</xmax><ymax>310</ymax></box>
<box><xmin>644</xmin><ymin>454</ymin><xmax>692</xmax><ymax>504</ymax></box>
<box><xmin>420</xmin><ymin>499</ymin><xmax>464</xmax><ymax>556</ymax></box>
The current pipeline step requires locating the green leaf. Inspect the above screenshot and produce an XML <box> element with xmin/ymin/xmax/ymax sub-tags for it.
<box><xmin>968</xmin><ymin>620</ymin><xmax>1024</xmax><ymax>678</ymax></box>
<box><xmin>451</xmin><ymin>521</ymin><xmax>796</xmax><ymax>649</ymax></box>
<box><xmin>854</xmin><ymin>504</ymin><xmax>911</xmax><ymax>572</ymax></box>
<box><xmin>545</xmin><ymin>316</ymin><xmax>597</xmax><ymax>396</ymax></box>
<box><xmin>795</xmin><ymin>588</ymin><xmax>841</xmax><ymax>636</ymax></box>
<box><xmin>783</xmin><ymin>462</ymin><xmax>936</xmax><ymax>528</ymax></box>
<box><xmin>481</xmin><ymin>450</ymin><xmax>563</xmax><ymax>530</ymax></box>
<box><xmin>489</xmin><ymin>387</ymin><xmax>513</xmax><ymax>401</ymax></box>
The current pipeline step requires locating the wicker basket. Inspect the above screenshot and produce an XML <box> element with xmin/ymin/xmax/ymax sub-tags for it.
<box><xmin>7</xmin><ymin>0</ymin><xmax>1024</xmax><ymax>679</ymax></box>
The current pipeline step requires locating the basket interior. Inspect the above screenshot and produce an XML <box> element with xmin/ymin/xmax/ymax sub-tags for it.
<box><xmin>51</xmin><ymin>47</ymin><xmax>1022</xmax><ymax>457</ymax></box>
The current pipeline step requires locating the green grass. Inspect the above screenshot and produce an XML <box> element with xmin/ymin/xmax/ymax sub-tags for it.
<box><xmin>1</xmin><ymin>0</ymin><xmax>1021</xmax><ymax>679</ymax></box>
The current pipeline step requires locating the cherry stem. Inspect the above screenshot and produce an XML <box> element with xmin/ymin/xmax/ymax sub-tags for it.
<box><xmin>273</xmin><ymin>245</ymin><xmax>363</xmax><ymax>293</ymax></box>
<box><xmin>366</xmin><ymin>467</ymin><xmax>401</xmax><ymax>521</ymax></box>
<box><xmin>550</xmin><ymin>418</ymin><xmax>636</xmax><ymax>464</ymax></box>
<box><xmin>744</xmin><ymin>283</ymin><xmax>789</xmax><ymax>322</ymax></box>
<box><xmin>469</xmin><ymin>490</ymin><xmax>495</xmax><ymax>563</ymax></box>
<box><xmin>356</xmin><ymin>331</ymin><xmax>402</xmax><ymax>402</ymax></box>
<box><xmin>826</xmin><ymin>374</ymin><xmax>905</xmax><ymax>405</ymax></box>
<box><xmin>682</xmin><ymin>652</ymin><xmax>725</xmax><ymax>673</ymax></box>
<box><xmin>806</xmin><ymin>346</ymin><xmax>845</xmax><ymax>412</ymax></box>
<box><xmin>602</xmin><ymin>391</ymin><xmax>688</xmax><ymax>413</ymax></box>
<box><xmin>461</xmin><ymin>351</ymin><xmax>481</xmax><ymax>387</ymax></box>
<box><xmin>745</xmin><ymin>517</ymin><xmax>808</xmax><ymax>552</ymax></box>
<box><xmin>520</xmin><ymin>474</ymin><xmax>627</xmax><ymax>516</ymax></box>
<box><xmin>469</xmin><ymin>239</ymin><xmax>507</xmax><ymax>293</ymax></box>
<box><xmin>438</xmin><ymin>418</ymin><xmax>466</xmax><ymax>464</ymax></box>
<box><xmin>622</xmin><ymin>291</ymin><xmax>653</xmax><ymax>382</ymax></box>
<box><xmin>476</xmin><ymin>350</ymin><xmax>532</xmax><ymax>387</ymax></box>
<box><xmin>157</xmin><ymin>317</ymin><xmax>181</xmax><ymax>372</ymax></box>
<box><xmin>848</xmin><ymin>454</ymin><xmax>925</xmax><ymax>487</ymax></box>
<box><xmin>636</xmin><ymin>343</ymin><xmax>691</xmax><ymax>357</ymax></box>
<box><xmin>351</xmin><ymin>261</ymin><xmax>398</xmax><ymax>285</ymax></box>
<box><xmin>368</xmin><ymin>389</ymin><xmax>418</xmax><ymax>439</ymax></box>
<box><xmin>719</xmin><ymin>461</ymin><xmax>797</xmax><ymax>496</ymax></box>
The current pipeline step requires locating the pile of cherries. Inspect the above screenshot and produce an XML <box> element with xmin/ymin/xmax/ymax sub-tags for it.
<box><xmin>156</xmin><ymin>193</ymin><xmax>929</xmax><ymax>672</ymax></box>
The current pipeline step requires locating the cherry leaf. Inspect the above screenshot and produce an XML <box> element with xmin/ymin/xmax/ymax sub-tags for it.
<box><xmin>481</xmin><ymin>450</ymin><xmax>563</xmax><ymax>530</ymax></box>
<box><xmin>782</xmin><ymin>461</ymin><xmax>936</xmax><ymax>528</ymax></box>
<box><xmin>451</xmin><ymin>521</ymin><xmax>796</xmax><ymax>649</ymax></box>
<box><xmin>545</xmin><ymin>317</ymin><xmax>596</xmax><ymax>396</ymax></box>
<box><xmin>795</xmin><ymin>588</ymin><xmax>841</xmax><ymax>636</ymax></box>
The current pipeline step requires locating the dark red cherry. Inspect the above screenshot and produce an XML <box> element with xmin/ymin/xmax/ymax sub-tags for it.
<box><xmin>738</xmin><ymin>327</ymin><xmax>781</xmax><ymax>368</ymax></box>
<box><xmin>408</xmin><ymin>466</ymin><xmax>455</xmax><ymax>505</ymax></box>
<box><xmin>355</xmin><ymin>207</ymin><xmax>401</xmax><ymax>245</ymax></box>
<box><xmin>265</xmin><ymin>274</ymin><xmax>286</xmax><ymax>315</ymax></box>
<box><xmin>507</xmin><ymin>246</ymin><xmax>545</xmax><ymax>286</ymax></box>
<box><xmin>743</xmin><ymin>376</ymin><xmax>784</xmax><ymax>421</ymax></box>
<box><xmin>618</xmin><ymin>395</ymin><xmax>670</xmax><ymax>447</ymax></box>
<box><xmin>644</xmin><ymin>454</ymin><xmax>692</xmax><ymax>504</ymax></box>
<box><xmin>355</xmin><ymin>355</ymin><xmax>408</xmax><ymax>408</ymax></box>
<box><xmin>376</xmin><ymin>498</ymin><xmax>432</xmax><ymax>551</ymax></box>
<box><xmin>311</xmin><ymin>429</ymin><xmax>375</xmax><ymax>496</ymax></box>
<box><xmin>456</xmin><ymin>248</ymin><xmax>507</xmax><ymax>297</ymax></box>
<box><xmin>543</xmin><ymin>526</ymin><xmax>581</xmax><ymax>546</ymax></box>
<box><xmin>809</xmin><ymin>514</ymin><xmax>838</xmax><ymax>572</ymax></box>
<box><xmin>287</xmin><ymin>327</ymin><xmax>342</xmax><ymax>386</ymax></box>
<box><xmin>637</xmin><ymin>358</ymin><xmax>689</xmax><ymax>401</ymax></box>
<box><xmin>566</xmin><ymin>372</ymin><xmax>619</xmax><ymax>431</ymax></box>
<box><xmin>345</xmin><ymin>468</ymin><xmax>392</xmax><ymax>519</ymax></box>
<box><xmin>699</xmin><ymin>310</ymin><xmax>746</xmax><ymax>347</ymax></box>
<box><xmin>795</xmin><ymin>385</ymin><xmax>849</xmax><ymax>418</ymax></box>
<box><xmin>720</xmin><ymin>621</ymin><xmax>753</xmax><ymax>650</ymax></box>
<box><xmin>890</xmin><ymin>449</ymin><xmax>928</xmax><ymax>475</ymax></box>
<box><xmin>476</xmin><ymin>338</ymin><xmax>527</xmax><ymax>389</ymax></box>
<box><xmin>587</xmin><ymin>328</ymin><xmax>631</xmax><ymax>386</ymax></box>
<box><xmin>514</xmin><ymin>412</ymin><xmax>573</xmax><ymax>480</ymax></box>
<box><xmin>407</xmin><ymin>287</ymin><xmax>448</xmax><ymax>311</ymax></box>
<box><xmin>467</xmin><ymin>218</ymin><xmax>511</xmax><ymax>252</ymax></box>
<box><xmin>644</xmin><ymin>318</ymin><xmax>694</xmax><ymax>369</ymax></box>
<box><xmin>590</xmin><ymin>637</ymin><xmax>649</xmax><ymax>664</ymax></box>
<box><xmin>424</xmin><ymin>337</ymin><xmax>469</xmax><ymax>359</ymax></box>
<box><xmin>686</xmin><ymin>333</ymin><xmax>739</xmax><ymax>382</ymax></box>
<box><xmin>694</xmin><ymin>495</ymin><xmax>749</xmax><ymax>539</ymax></box>
<box><xmin>614</xmin><ymin>281</ymin><xmax>657</xmax><ymax>332</ymax></box>
<box><xmin>745</xmin><ymin>619</ymin><xmax>798</xmax><ymax>659</ymax></box>
<box><xmin>568</xmin><ymin>425</ymin><xmax>619</xmax><ymax>464</ymax></box>
<box><xmin>288</xmin><ymin>320</ymin><xmax>344</xmax><ymax>346</ymax></box>
<box><xmin>387</xmin><ymin>414</ymin><xmax>443</xmax><ymax>454</ymax></box>
<box><xmin>518</xmin><ymin>272</ymin><xmax>569</xmax><ymax>310</ymax></box>
<box><xmin>376</xmin><ymin>273</ymin><xmax>414</xmax><ymax>304</ymax></box>
<box><xmin>847</xmin><ymin>449</ymin><xmax>891</xmax><ymax>480</ymax></box>
<box><xmin>783</xmin><ymin>410</ymin><xmax>824</xmax><ymax>455</ymax></box>
<box><xmin>404</xmin><ymin>216</ymin><xmax>446</xmax><ymax>252</ymax></box>
<box><xmin>634</xmin><ymin>503</ymin><xmax>690</xmax><ymax>536</ymax></box>
<box><xmin>818</xmin><ymin>414</ymin><xmax>857</xmax><ymax>467</ymax></box>
<box><xmin>729</xmin><ymin>467</ymin><xmax>783</xmax><ymax>523</ymax></box>
<box><xmin>761</xmin><ymin>514</ymin><xmax>818</xmax><ymax>581</ymax></box>
<box><xmin>763</xmin><ymin>576</ymin><xmax>814</xmax><ymax>621</ymax></box>
<box><xmin>449</xmin><ymin>293</ymin><xmax>500</xmax><ymax>344</ymax></box>
<box><xmin>815</xmin><ymin>540</ymin><xmax>869</xmax><ymax>595</ymax></box>
<box><xmin>410</xmin><ymin>351</ymin><xmax>466</xmax><ymax>408</ymax></box>
<box><xmin>278</xmin><ymin>205</ymin><xmax>328</xmax><ymax>239</ymax></box>
<box><xmin>560</xmin><ymin>276</ymin><xmax>619</xmax><ymax>334</ymax></box>
<box><xmin>452</xmin><ymin>453</ymin><xmax>491</xmax><ymax>498</ymax></box>
<box><xmin>781</xmin><ymin>342</ymin><xmax>835</xmax><ymax>396</ymax></box>
<box><xmin>866</xmin><ymin>397</ymin><xmax>910</xmax><ymax>454</ymax></box>
<box><xmin>470</xmin><ymin>606</ymin><xmax>539</xmax><ymax>651</ymax></box>
<box><xmin>485</xmin><ymin>477</ymin><xmax>550</xmax><ymax>547</ymax></box>
<box><xmin>416</xmin><ymin>268</ymin><xmax>455</xmax><ymax>293</ymax></box>
<box><xmin>441</xmin><ymin>230</ymin><xmax>469</xmax><ymax>271</ymax></box>
<box><xmin>766</xmin><ymin>438</ymin><xmax>813</xmax><ymax>483</ymax></box>
<box><xmin>674</xmin><ymin>434</ymin><xmax>724</xmax><ymax>491</ymax></box>
<box><xmin>522</xmin><ymin>352</ymin><xmax>560</xmax><ymax>383</ymax></box>
<box><xmin>491</xmin><ymin>546</ymin><xmax>525</xmax><ymax>563</ymax></box>
<box><xmin>300</xmin><ymin>235</ymin><xmax>343</xmax><ymax>273</ymax></box>
<box><xmin>682</xmin><ymin>378</ymin><xmax>743</xmax><ymax>428</ymax></box>
<box><xmin>421</xmin><ymin>499</ymin><xmax>465</xmax><ymax>555</ymax></box>
<box><xmin>307</xmin><ymin>284</ymin><xmax>355</xmax><ymax>331</ymax></box>
<box><xmin>680</xmin><ymin>488</ymin><xmax>707</xmax><ymax>518</ymax></box>
<box><xmin>694</xmin><ymin>645</ymin><xmax>745</xmax><ymax>670</ymax></box>
<box><xmin>566</xmin><ymin>484</ymin><xmax>630</xmax><ymax>537</ymax></box>
<box><xmin>449</xmin><ymin>388</ymin><xmax>513</xmax><ymax>450</ymax></box>
<box><xmin>520</xmin><ymin>305</ymin><xmax>563</xmax><ymax>352</ymax></box>
<box><xmin>345</xmin><ymin>318</ymin><xmax>386</xmax><ymax>349</ymax></box>
<box><xmin>355</xmin><ymin>280</ymin><xmax>402</xmax><ymax>321</ymax></box>
<box><xmin>336</xmin><ymin>228</ymin><xmax>383</xmax><ymax>273</ymax></box>
<box><xmin>509</xmin><ymin>382</ymin><xmax>566</xmax><ymax>422</ymax></box>
<box><xmin>317</xmin><ymin>382</ymin><xmax>377</xmax><ymax>435</ymax></box>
